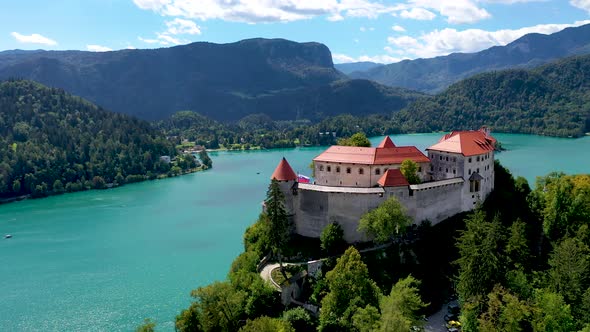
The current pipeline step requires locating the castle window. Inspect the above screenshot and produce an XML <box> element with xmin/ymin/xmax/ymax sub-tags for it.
<box><xmin>477</xmin><ymin>168</ymin><xmax>480</xmax><ymax>173</ymax></box>
<box><xmin>418</xmin><ymin>167</ymin><xmax>422</xmax><ymax>172</ymax></box>
<box><xmin>346</xmin><ymin>167</ymin><xmax>351</xmax><ymax>174</ymax></box>
<box><xmin>477</xmin><ymin>156</ymin><xmax>480</xmax><ymax>162</ymax></box>
<box><xmin>446</xmin><ymin>156</ymin><xmax>449</xmax><ymax>161</ymax></box>
<box><xmin>336</xmin><ymin>166</ymin><xmax>340</xmax><ymax>173</ymax></box>
<box><xmin>468</xmin><ymin>157</ymin><xmax>472</xmax><ymax>163</ymax></box>
<box><xmin>375</xmin><ymin>168</ymin><xmax>381</xmax><ymax>175</ymax></box>
<box><xmin>430</xmin><ymin>165</ymin><xmax>433</xmax><ymax>171</ymax></box>
<box><xmin>319</xmin><ymin>165</ymin><xmax>324</xmax><ymax>171</ymax></box>
<box><xmin>327</xmin><ymin>166</ymin><xmax>331</xmax><ymax>172</ymax></box>
<box><xmin>359</xmin><ymin>168</ymin><xmax>364</xmax><ymax>175</ymax></box>
<box><xmin>439</xmin><ymin>156</ymin><xmax>442</xmax><ymax>160</ymax></box>
<box><xmin>446</xmin><ymin>168</ymin><xmax>448</xmax><ymax>173</ymax></box>
<box><xmin>453</xmin><ymin>169</ymin><xmax>456</xmax><ymax>174</ymax></box>
<box><xmin>469</xmin><ymin>169</ymin><xmax>472</xmax><ymax>175</ymax></box>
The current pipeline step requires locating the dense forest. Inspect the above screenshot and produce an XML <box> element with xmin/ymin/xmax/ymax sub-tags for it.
<box><xmin>166</xmin><ymin>161</ymin><xmax>590</xmax><ymax>331</ymax></box>
<box><xmin>395</xmin><ymin>55</ymin><xmax>590</xmax><ymax>137</ymax></box>
<box><xmin>0</xmin><ymin>80</ymin><xmax>177</xmax><ymax>199</ymax></box>
<box><xmin>157</xmin><ymin>55</ymin><xmax>590</xmax><ymax>147</ymax></box>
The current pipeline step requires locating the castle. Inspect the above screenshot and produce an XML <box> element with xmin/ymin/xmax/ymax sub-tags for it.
<box><xmin>270</xmin><ymin>128</ymin><xmax>497</xmax><ymax>243</ymax></box>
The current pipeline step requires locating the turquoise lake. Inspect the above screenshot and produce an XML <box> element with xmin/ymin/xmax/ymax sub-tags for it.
<box><xmin>0</xmin><ymin>133</ymin><xmax>589</xmax><ymax>331</ymax></box>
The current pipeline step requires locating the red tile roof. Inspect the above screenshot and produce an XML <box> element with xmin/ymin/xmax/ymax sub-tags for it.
<box><xmin>378</xmin><ymin>169</ymin><xmax>409</xmax><ymax>187</ymax></box>
<box><xmin>377</xmin><ymin>136</ymin><xmax>396</xmax><ymax>148</ymax></box>
<box><xmin>313</xmin><ymin>143</ymin><xmax>429</xmax><ymax>165</ymax></box>
<box><xmin>427</xmin><ymin>128</ymin><xmax>496</xmax><ymax>157</ymax></box>
<box><xmin>271</xmin><ymin>157</ymin><xmax>297</xmax><ymax>181</ymax></box>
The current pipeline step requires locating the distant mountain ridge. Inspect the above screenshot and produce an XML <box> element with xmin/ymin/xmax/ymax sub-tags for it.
<box><xmin>393</xmin><ymin>54</ymin><xmax>590</xmax><ymax>137</ymax></box>
<box><xmin>335</xmin><ymin>61</ymin><xmax>382</xmax><ymax>75</ymax></box>
<box><xmin>351</xmin><ymin>23</ymin><xmax>590</xmax><ymax>93</ymax></box>
<box><xmin>0</xmin><ymin>38</ymin><xmax>419</xmax><ymax>121</ymax></box>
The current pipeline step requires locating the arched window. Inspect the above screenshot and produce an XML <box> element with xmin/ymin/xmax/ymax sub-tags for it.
<box><xmin>375</xmin><ymin>168</ymin><xmax>381</xmax><ymax>175</ymax></box>
<box><xmin>336</xmin><ymin>166</ymin><xmax>340</xmax><ymax>173</ymax></box>
<box><xmin>346</xmin><ymin>167</ymin><xmax>351</xmax><ymax>174</ymax></box>
<box><xmin>359</xmin><ymin>168</ymin><xmax>364</xmax><ymax>175</ymax></box>
<box><xmin>327</xmin><ymin>166</ymin><xmax>331</xmax><ymax>172</ymax></box>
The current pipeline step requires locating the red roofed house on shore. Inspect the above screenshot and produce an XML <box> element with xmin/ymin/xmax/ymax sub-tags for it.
<box><xmin>268</xmin><ymin>129</ymin><xmax>497</xmax><ymax>243</ymax></box>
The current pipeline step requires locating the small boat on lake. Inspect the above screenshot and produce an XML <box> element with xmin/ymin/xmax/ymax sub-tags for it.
<box><xmin>4</xmin><ymin>234</ymin><xmax>12</xmax><ymax>239</ymax></box>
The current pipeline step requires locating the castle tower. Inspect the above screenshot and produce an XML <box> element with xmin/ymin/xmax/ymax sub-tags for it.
<box><xmin>377</xmin><ymin>136</ymin><xmax>396</xmax><ymax>148</ymax></box>
<box><xmin>270</xmin><ymin>157</ymin><xmax>298</xmax><ymax>216</ymax></box>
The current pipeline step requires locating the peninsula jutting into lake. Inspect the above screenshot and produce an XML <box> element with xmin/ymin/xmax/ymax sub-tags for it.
<box><xmin>2</xmin><ymin>2</ymin><xmax>590</xmax><ymax>331</ymax></box>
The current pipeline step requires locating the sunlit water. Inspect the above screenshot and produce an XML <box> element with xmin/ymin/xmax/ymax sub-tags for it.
<box><xmin>0</xmin><ymin>133</ymin><xmax>588</xmax><ymax>331</ymax></box>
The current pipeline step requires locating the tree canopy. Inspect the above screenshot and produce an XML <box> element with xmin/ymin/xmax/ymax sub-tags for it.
<box><xmin>358</xmin><ymin>197</ymin><xmax>412</xmax><ymax>243</ymax></box>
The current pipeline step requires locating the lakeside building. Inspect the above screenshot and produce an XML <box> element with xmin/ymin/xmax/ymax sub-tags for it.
<box><xmin>270</xmin><ymin>127</ymin><xmax>497</xmax><ymax>242</ymax></box>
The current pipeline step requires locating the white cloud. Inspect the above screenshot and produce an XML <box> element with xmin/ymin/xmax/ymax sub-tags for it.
<box><xmin>359</xmin><ymin>26</ymin><xmax>375</xmax><ymax>32</ymax></box>
<box><xmin>392</xmin><ymin>25</ymin><xmax>406</xmax><ymax>32</ymax></box>
<box><xmin>387</xmin><ymin>20</ymin><xmax>590</xmax><ymax>59</ymax></box>
<box><xmin>406</xmin><ymin>0</ymin><xmax>490</xmax><ymax>24</ymax></box>
<box><xmin>133</xmin><ymin>0</ymin><xmax>398</xmax><ymax>23</ymax></box>
<box><xmin>11</xmin><ymin>32</ymin><xmax>57</xmax><ymax>46</ymax></box>
<box><xmin>86</xmin><ymin>45</ymin><xmax>112</xmax><ymax>52</ymax></box>
<box><xmin>332</xmin><ymin>53</ymin><xmax>356</xmax><ymax>63</ymax></box>
<box><xmin>138</xmin><ymin>36</ymin><xmax>160</xmax><ymax>44</ymax></box>
<box><xmin>399</xmin><ymin>7</ymin><xmax>436</xmax><ymax>20</ymax></box>
<box><xmin>156</xmin><ymin>32</ymin><xmax>185</xmax><ymax>45</ymax></box>
<box><xmin>126</xmin><ymin>45</ymin><xmax>137</xmax><ymax>50</ymax></box>
<box><xmin>571</xmin><ymin>0</ymin><xmax>590</xmax><ymax>13</ymax></box>
<box><xmin>165</xmin><ymin>18</ymin><xmax>201</xmax><ymax>35</ymax></box>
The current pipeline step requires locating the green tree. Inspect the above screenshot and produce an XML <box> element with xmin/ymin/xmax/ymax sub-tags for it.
<box><xmin>319</xmin><ymin>247</ymin><xmax>381</xmax><ymax>331</ymax></box>
<box><xmin>548</xmin><ymin>237</ymin><xmax>590</xmax><ymax>306</ymax></box>
<box><xmin>190</xmin><ymin>281</ymin><xmax>246</xmax><ymax>332</ymax></box>
<box><xmin>52</xmin><ymin>179</ymin><xmax>64</xmax><ymax>193</ymax></box>
<box><xmin>352</xmin><ymin>305</ymin><xmax>381</xmax><ymax>332</ymax></box>
<box><xmin>320</xmin><ymin>223</ymin><xmax>346</xmax><ymax>256</ymax></box>
<box><xmin>239</xmin><ymin>316</ymin><xmax>294</xmax><ymax>332</ymax></box>
<box><xmin>337</xmin><ymin>132</ymin><xmax>371</xmax><ymax>147</ymax></box>
<box><xmin>282</xmin><ymin>307</ymin><xmax>315</xmax><ymax>331</ymax></box>
<box><xmin>456</xmin><ymin>210</ymin><xmax>504</xmax><ymax>303</ymax></box>
<box><xmin>12</xmin><ymin>179</ymin><xmax>21</xmax><ymax>193</ymax></box>
<box><xmin>136</xmin><ymin>319</ymin><xmax>156</xmax><ymax>332</ymax></box>
<box><xmin>175</xmin><ymin>303</ymin><xmax>202</xmax><ymax>332</ymax></box>
<box><xmin>531</xmin><ymin>289</ymin><xmax>574</xmax><ymax>332</ymax></box>
<box><xmin>379</xmin><ymin>276</ymin><xmax>428</xmax><ymax>332</ymax></box>
<box><xmin>265</xmin><ymin>179</ymin><xmax>290</xmax><ymax>278</ymax></box>
<box><xmin>358</xmin><ymin>197</ymin><xmax>412</xmax><ymax>243</ymax></box>
<box><xmin>400</xmin><ymin>159</ymin><xmax>421</xmax><ymax>184</ymax></box>
<box><xmin>506</xmin><ymin>219</ymin><xmax>529</xmax><ymax>269</ymax></box>
<box><xmin>243</xmin><ymin>214</ymin><xmax>271</xmax><ymax>255</ymax></box>
<box><xmin>478</xmin><ymin>286</ymin><xmax>531</xmax><ymax>332</ymax></box>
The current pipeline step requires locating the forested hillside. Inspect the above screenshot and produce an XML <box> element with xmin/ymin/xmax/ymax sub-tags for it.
<box><xmin>351</xmin><ymin>23</ymin><xmax>590</xmax><ymax>93</ymax></box>
<box><xmin>0</xmin><ymin>39</ymin><xmax>420</xmax><ymax>122</ymax></box>
<box><xmin>0</xmin><ymin>80</ymin><xmax>175</xmax><ymax>198</ymax></box>
<box><xmin>393</xmin><ymin>55</ymin><xmax>590</xmax><ymax>137</ymax></box>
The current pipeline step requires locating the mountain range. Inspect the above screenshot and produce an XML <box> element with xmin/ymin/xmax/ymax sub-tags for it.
<box><xmin>0</xmin><ymin>39</ymin><xmax>418</xmax><ymax>121</ymax></box>
<box><xmin>349</xmin><ymin>23</ymin><xmax>590</xmax><ymax>93</ymax></box>
<box><xmin>393</xmin><ymin>54</ymin><xmax>590</xmax><ymax>137</ymax></box>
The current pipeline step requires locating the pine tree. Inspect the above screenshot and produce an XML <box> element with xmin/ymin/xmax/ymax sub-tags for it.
<box><xmin>265</xmin><ymin>179</ymin><xmax>290</xmax><ymax>278</ymax></box>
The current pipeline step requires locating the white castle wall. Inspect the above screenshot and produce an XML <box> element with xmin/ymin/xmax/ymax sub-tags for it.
<box><xmin>286</xmin><ymin>179</ymin><xmax>465</xmax><ymax>243</ymax></box>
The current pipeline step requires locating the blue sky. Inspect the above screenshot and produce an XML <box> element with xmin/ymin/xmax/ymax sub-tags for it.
<box><xmin>1</xmin><ymin>0</ymin><xmax>589</xmax><ymax>63</ymax></box>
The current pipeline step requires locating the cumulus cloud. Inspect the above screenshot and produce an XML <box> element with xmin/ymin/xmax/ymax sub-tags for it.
<box><xmin>405</xmin><ymin>0</ymin><xmax>490</xmax><ymax>24</ymax></box>
<box><xmin>11</xmin><ymin>32</ymin><xmax>57</xmax><ymax>45</ymax></box>
<box><xmin>392</xmin><ymin>25</ymin><xmax>406</xmax><ymax>32</ymax></box>
<box><xmin>387</xmin><ymin>20</ymin><xmax>590</xmax><ymax>59</ymax></box>
<box><xmin>133</xmin><ymin>0</ymin><xmax>397</xmax><ymax>23</ymax></box>
<box><xmin>400</xmin><ymin>7</ymin><xmax>436</xmax><ymax>20</ymax></box>
<box><xmin>165</xmin><ymin>18</ymin><xmax>201</xmax><ymax>35</ymax></box>
<box><xmin>86</xmin><ymin>44</ymin><xmax>112</xmax><ymax>52</ymax></box>
<box><xmin>571</xmin><ymin>0</ymin><xmax>590</xmax><ymax>13</ymax></box>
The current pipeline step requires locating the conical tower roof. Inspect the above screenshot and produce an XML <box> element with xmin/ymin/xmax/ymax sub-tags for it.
<box><xmin>377</xmin><ymin>136</ymin><xmax>396</xmax><ymax>148</ymax></box>
<box><xmin>271</xmin><ymin>157</ymin><xmax>297</xmax><ymax>181</ymax></box>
